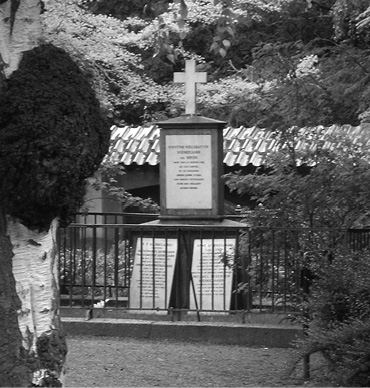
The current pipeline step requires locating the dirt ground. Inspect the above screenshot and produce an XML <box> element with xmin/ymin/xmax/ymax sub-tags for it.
<box><xmin>64</xmin><ymin>335</ymin><xmax>330</xmax><ymax>387</ymax></box>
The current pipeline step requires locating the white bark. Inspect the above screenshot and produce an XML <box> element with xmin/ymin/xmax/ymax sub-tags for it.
<box><xmin>0</xmin><ymin>2</ymin><xmax>66</xmax><ymax>386</ymax></box>
<box><xmin>0</xmin><ymin>0</ymin><xmax>41</xmax><ymax>77</ymax></box>
<box><xmin>8</xmin><ymin>218</ymin><xmax>65</xmax><ymax>385</ymax></box>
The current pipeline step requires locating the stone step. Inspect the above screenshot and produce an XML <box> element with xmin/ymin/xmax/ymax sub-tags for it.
<box><xmin>61</xmin><ymin>316</ymin><xmax>302</xmax><ymax>348</ymax></box>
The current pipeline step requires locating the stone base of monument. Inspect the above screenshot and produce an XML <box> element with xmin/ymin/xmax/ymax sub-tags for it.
<box><xmin>145</xmin><ymin>217</ymin><xmax>245</xmax><ymax>226</ymax></box>
<box><xmin>131</xmin><ymin>217</ymin><xmax>246</xmax><ymax>316</ymax></box>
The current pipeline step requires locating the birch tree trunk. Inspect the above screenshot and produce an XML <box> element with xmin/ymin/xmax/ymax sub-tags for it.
<box><xmin>0</xmin><ymin>1</ymin><xmax>66</xmax><ymax>386</ymax></box>
<box><xmin>0</xmin><ymin>208</ymin><xmax>30</xmax><ymax>386</ymax></box>
<box><xmin>8</xmin><ymin>217</ymin><xmax>66</xmax><ymax>386</ymax></box>
<box><xmin>0</xmin><ymin>0</ymin><xmax>41</xmax><ymax>77</ymax></box>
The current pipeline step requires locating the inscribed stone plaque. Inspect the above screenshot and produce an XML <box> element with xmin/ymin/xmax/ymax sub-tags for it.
<box><xmin>190</xmin><ymin>239</ymin><xmax>235</xmax><ymax>311</ymax></box>
<box><xmin>129</xmin><ymin>238</ymin><xmax>177</xmax><ymax>310</ymax></box>
<box><xmin>166</xmin><ymin>134</ymin><xmax>212</xmax><ymax>209</ymax></box>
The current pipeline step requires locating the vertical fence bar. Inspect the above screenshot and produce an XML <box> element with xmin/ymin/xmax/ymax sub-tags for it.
<box><xmin>81</xmin><ymin>226</ymin><xmax>86</xmax><ymax>308</ymax></box>
<box><xmin>294</xmin><ymin>230</ymin><xmax>300</xmax><ymax>306</ymax></box>
<box><xmin>103</xmin><ymin>225</ymin><xmax>108</xmax><ymax>304</ymax></box>
<box><xmin>283</xmin><ymin>230</ymin><xmax>288</xmax><ymax>311</ymax></box>
<box><xmin>189</xmin><ymin>228</ymin><xmax>200</xmax><ymax>321</ymax></box>
<box><xmin>139</xmin><ymin>229</ymin><xmax>144</xmax><ymax>309</ymax></box>
<box><xmin>199</xmin><ymin>229</ymin><xmax>203</xmax><ymax>311</ymax></box>
<box><xmin>247</xmin><ymin>229</ymin><xmax>252</xmax><ymax>311</ymax></box>
<box><xmin>259</xmin><ymin>229</ymin><xmax>263</xmax><ymax>312</ymax></box>
<box><xmin>237</xmin><ymin>227</ymin><xmax>243</xmax><ymax>312</ymax></box>
<box><xmin>234</xmin><ymin>229</ymin><xmax>240</xmax><ymax>312</ymax></box>
<box><xmin>114</xmin><ymin>226</ymin><xmax>119</xmax><ymax>307</ymax></box>
<box><xmin>211</xmin><ymin>229</ymin><xmax>215</xmax><ymax>310</ymax></box>
<box><xmin>223</xmin><ymin>228</ymin><xmax>227</xmax><ymax>311</ymax></box>
<box><xmin>68</xmin><ymin>228</ymin><xmax>75</xmax><ymax>308</ymax></box>
<box><xmin>126</xmin><ymin>227</ymin><xmax>131</xmax><ymax>307</ymax></box>
<box><xmin>91</xmin><ymin>226</ymin><xmax>97</xmax><ymax>308</ymax></box>
<box><xmin>164</xmin><ymin>229</ymin><xmax>168</xmax><ymax>312</ymax></box>
<box><xmin>151</xmin><ymin>229</ymin><xmax>156</xmax><ymax>309</ymax></box>
<box><xmin>301</xmin><ymin>228</ymin><xmax>310</xmax><ymax>380</ymax></box>
<box><xmin>271</xmin><ymin>230</ymin><xmax>275</xmax><ymax>313</ymax></box>
<box><xmin>276</xmin><ymin>231</ymin><xmax>281</xmax><ymax>311</ymax></box>
<box><xmin>129</xmin><ymin>226</ymin><xmax>134</xmax><ymax>300</ymax></box>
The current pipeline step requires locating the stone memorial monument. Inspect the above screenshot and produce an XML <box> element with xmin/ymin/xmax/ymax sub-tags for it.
<box><xmin>159</xmin><ymin>59</ymin><xmax>225</xmax><ymax>219</ymax></box>
<box><xmin>131</xmin><ymin>60</ymin><xmax>243</xmax><ymax>316</ymax></box>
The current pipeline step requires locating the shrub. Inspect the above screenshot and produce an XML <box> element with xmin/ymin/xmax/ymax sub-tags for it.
<box><xmin>0</xmin><ymin>44</ymin><xmax>109</xmax><ymax>230</ymax></box>
<box><xmin>59</xmin><ymin>240</ymin><xmax>134</xmax><ymax>299</ymax></box>
<box><xmin>289</xmin><ymin>249</ymin><xmax>370</xmax><ymax>386</ymax></box>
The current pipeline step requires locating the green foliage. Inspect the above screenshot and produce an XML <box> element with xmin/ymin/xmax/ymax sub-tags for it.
<box><xmin>60</xmin><ymin>242</ymin><xmax>133</xmax><ymax>299</ymax></box>
<box><xmin>81</xmin><ymin>0</ymin><xmax>170</xmax><ymax>20</ymax></box>
<box><xmin>229</xmin><ymin>40</ymin><xmax>370</xmax><ymax>128</ymax></box>
<box><xmin>41</xmin><ymin>0</ymin><xmax>370</xmax><ymax>127</ymax></box>
<box><xmin>236</xmin><ymin>228</ymin><xmax>304</xmax><ymax>311</ymax></box>
<box><xmin>196</xmin><ymin>76</ymin><xmax>265</xmax><ymax>123</ymax></box>
<box><xmin>0</xmin><ymin>43</ymin><xmax>110</xmax><ymax>230</ymax></box>
<box><xmin>308</xmin><ymin>251</ymin><xmax>370</xmax><ymax>326</ymax></box>
<box><xmin>225</xmin><ymin>126</ymin><xmax>370</xmax><ymax>228</ymax></box>
<box><xmin>88</xmin><ymin>161</ymin><xmax>160</xmax><ymax>213</ymax></box>
<box><xmin>289</xmin><ymin>249</ymin><xmax>370</xmax><ymax>386</ymax></box>
<box><xmin>43</xmin><ymin>0</ymin><xmax>176</xmax><ymax>125</ymax></box>
<box><xmin>357</xmin><ymin>6</ymin><xmax>370</xmax><ymax>35</ymax></box>
<box><xmin>332</xmin><ymin>0</ymin><xmax>370</xmax><ymax>43</ymax></box>
<box><xmin>157</xmin><ymin>0</ymin><xmax>370</xmax><ymax>126</ymax></box>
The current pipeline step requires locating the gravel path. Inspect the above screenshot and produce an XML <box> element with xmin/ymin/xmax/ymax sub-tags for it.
<box><xmin>64</xmin><ymin>336</ymin><xmax>325</xmax><ymax>387</ymax></box>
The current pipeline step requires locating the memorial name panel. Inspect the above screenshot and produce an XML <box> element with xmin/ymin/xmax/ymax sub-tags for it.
<box><xmin>129</xmin><ymin>238</ymin><xmax>178</xmax><ymax>310</ymax></box>
<box><xmin>166</xmin><ymin>134</ymin><xmax>212</xmax><ymax>209</ymax></box>
<box><xmin>190</xmin><ymin>239</ymin><xmax>235</xmax><ymax>311</ymax></box>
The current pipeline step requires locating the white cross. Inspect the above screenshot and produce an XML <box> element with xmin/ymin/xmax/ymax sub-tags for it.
<box><xmin>174</xmin><ymin>60</ymin><xmax>207</xmax><ymax>115</ymax></box>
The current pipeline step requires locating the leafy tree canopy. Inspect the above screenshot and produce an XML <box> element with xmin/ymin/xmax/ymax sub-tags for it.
<box><xmin>41</xmin><ymin>0</ymin><xmax>370</xmax><ymax>129</ymax></box>
<box><xmin>225</xmin><ymin>125</ymin><xmax>370</xmax><ymax>228</ymax></box>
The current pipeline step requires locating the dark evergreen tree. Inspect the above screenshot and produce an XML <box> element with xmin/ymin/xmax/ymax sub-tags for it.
<box><xmin>0</xmin><ymin>43</ymin><xmax>110</xmax><ymax>230</ymax></box>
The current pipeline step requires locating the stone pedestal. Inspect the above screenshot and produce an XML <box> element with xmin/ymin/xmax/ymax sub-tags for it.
<box><xmin>158</xmin><ymin>115</ymin><xmax>226</xmax><ymax>219</ymax></box>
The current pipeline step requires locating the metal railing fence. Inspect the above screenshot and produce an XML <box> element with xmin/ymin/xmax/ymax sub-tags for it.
<box><xmin>58</xmin><ymin>221</ymin><xmax>370</xmax><ymax>317</ymax></box>
<box><xmin>74</xmin><ymin>211</ymin><xmax>159</xmax><ymax>225</ymax></box>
